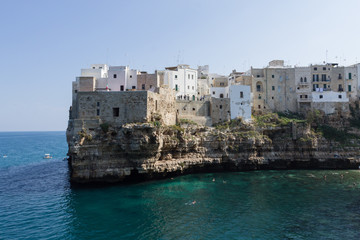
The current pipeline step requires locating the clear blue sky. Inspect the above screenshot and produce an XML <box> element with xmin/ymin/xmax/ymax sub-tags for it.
<box><xmin>1</xmin><ymin>0</ymin><xmax>360</xmax><ymax>131</ymax></box>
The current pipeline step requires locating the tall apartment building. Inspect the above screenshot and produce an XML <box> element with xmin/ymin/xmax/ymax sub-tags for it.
<box><xmin>164</xmin><ymin>64</ymin><xmax>198</xmax><ymax>100</ymax></box>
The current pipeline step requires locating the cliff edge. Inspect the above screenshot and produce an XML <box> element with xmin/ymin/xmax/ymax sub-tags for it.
<box><xmin>67</xmin><ymin>114</ymin><xmax>360</xmax><ymax>184</ymax></box>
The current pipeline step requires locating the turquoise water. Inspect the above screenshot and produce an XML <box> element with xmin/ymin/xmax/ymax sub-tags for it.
<box><xmin>1</xmin><ymin>132</ymin><xmax>360</xmax><ymax>239</ymax></box>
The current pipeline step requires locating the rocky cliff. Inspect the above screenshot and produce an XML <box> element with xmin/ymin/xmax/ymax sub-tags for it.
<box><xmin>66</xmin><ymin>115</ymin><xmax>360</xmax><ymax>184</ymax></box>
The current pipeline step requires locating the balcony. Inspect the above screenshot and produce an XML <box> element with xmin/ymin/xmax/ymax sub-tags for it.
<box><xmin>298</xmin><ymin>82</ymin><xmax>310</xmax><ymax>86</ymax></box>
<box><xmin>298</xmin><ymin>95</ymin><xmax>312</xmax><ymax>102</ymax></box>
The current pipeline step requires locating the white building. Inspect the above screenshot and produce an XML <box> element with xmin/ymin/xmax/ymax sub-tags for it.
<box><xmin>107</xmin><ymin>66</ymin><xmax>139</xmax><ymax>91</ymax></box>
<box><xmin>164</xmin><ymin>64</ymin><xmax>198</xmax><ymax>100</ymax></box>
<box><xmin>210</xmin><ymin>87</ymin><xmax>229</xmax><ymax>98</ymax></box>
<box><xmin>229</xmin><ymin>85</ymin><xmax>251</xmax><ymax>121</ymax></box>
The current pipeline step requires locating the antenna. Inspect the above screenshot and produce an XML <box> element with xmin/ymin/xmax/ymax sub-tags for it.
<box><xmin>325</xmin><ymin>49</ymin><xmax>328</xmax><ymax>63</ymax></box>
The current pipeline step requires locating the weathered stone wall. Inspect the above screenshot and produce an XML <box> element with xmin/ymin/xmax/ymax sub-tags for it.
<box><xmin>147</xmin><ymin>87</ymin><xmax>176</xmax><ymax>125</ymax></box>
<box><xmin>137</xmin><ymin>73</ymin><xmax>158</xmax><ymax>90</ymax></box>
<box><xmin>76</xmin><ymin>91</ymin><xmax>149</xmax><ymax>124</ymax></box>
<box><xmin>176</xmin><ymin>100</ymin><xmax>210</xmax><ymax>117</ymax></box>
<box><xmin>78</xmin><ymin>77</ymin><xmax>95</xmax><ymax>92</ymax></box>
<box><xmin>211</xmin><ymin>98</ymin><xmax>230</xmax><ymax>124</ymax></box>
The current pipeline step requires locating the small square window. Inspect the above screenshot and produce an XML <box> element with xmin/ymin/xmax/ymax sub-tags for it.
<box><xmin>314</xmin><ymin>67</ymin><xmax>317</xmax><ymax>71</ymax></box>
<box><xmin>257</xmin><ymin>75</ymin><xmax>260</xmax><ymax>78</ymax></box>
<box><xmin>319</xmin><ymin>95</ymin><xmax>323</xmax><ymax>99</ymax></box>
<box><xmin>113</xmin><ymin>74</ymin><xmax>117</xmax><ymax>78</ymax></box>
<box><xmin>132</xmin><ymin>86</ymin><xmax>136</xmax><ymax>89</ymax></box>
<box><xmin>323</xmin><ymin>67</ymin><xmax>326</xmax><ymax>70</ymax></box>
<box><xmin>113</xmin><ymin>108</ymin><xmax>119</xmax><ymax>117</ymax></box>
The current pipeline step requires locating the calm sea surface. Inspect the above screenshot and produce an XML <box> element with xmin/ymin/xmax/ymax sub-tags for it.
<box><xmin>0</xmin><ymin>132</ymin><xmax>360</xmax><ymax>240</ymax></box>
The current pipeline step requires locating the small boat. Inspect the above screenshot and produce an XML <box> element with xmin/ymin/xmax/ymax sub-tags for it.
<box><xmin>43</xmin><ymin>154</ymin><xmax>52</xmax><ymax>159</ymax></box>
<box><xmin>3</xmin><ymin>155</ymin><xmax>7</xmax><ymax>158</ymax></box>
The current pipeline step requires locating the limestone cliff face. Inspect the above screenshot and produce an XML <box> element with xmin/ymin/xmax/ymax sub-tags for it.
<box><xmin>66</xmin><ymin>121</ymin><xmax>360</xmax><ymax>183</ymax></box>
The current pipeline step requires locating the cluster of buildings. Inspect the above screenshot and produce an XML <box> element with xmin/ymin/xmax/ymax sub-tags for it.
<box><xmin>69</xmin><ymin>60</ymin><xmax>360</xmax><ymax>128</ymax></box>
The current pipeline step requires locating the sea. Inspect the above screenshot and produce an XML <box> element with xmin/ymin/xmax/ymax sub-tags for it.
<box><xmin>0</xmin><ymin>131</ymin><xmax>360</xmax><ymax>240</ymax></box>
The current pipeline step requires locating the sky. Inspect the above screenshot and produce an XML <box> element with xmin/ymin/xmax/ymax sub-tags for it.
<box><xmin>1</xmin><ymin>0</ymin><xmax>360</xmax><ymax>131</ymax></box>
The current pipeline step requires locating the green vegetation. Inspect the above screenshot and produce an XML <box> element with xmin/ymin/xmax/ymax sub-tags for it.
<box><xmin>78</xmin><ymin>128</ymin><xmax>93</xmax><ymax>141</ymax></box>
<box><xmin>151</xmin><ymin>121</ymin><xmax>161</xmax><ymax>127</ymax></box>
<box><xmin>214</xmin><ymin>118</ymin><xmax>244</xmax><ymax>130</ymax></box>
<box><xmin>316</xmin><ymin>125</ymin><xmax>356</xmax><ymax>142</ymax></box>
<box><xmin>179</xmin><ymin>119</ymin><xmax>198</xmax><ymax>125</ymax></box>
<box><xmin>170</xmin><ymin>124</ymin><xmax>184</xmax><ymax>133</ymax></box>
<box><xmin>100</xmin><ymin>123</ymin><xmax>110</xmax><ymax>133</ymax></box>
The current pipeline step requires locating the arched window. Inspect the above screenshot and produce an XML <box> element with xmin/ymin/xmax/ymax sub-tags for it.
<box><xmin>300</xmin><ymin>77</ymin><xmax>303</xmax><ymax>82</ymax></box>
<box><xmin>304</xmin><ymin>77</ymin><xmax>307</xmax><ymax>82</ymax></box>
<box><xmin>256</xmin><ymin>81</ymin><xmax>263</xmax><ymax>92</ymax></box>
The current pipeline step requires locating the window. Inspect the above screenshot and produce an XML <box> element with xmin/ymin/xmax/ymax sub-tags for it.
<box><xmin>349</xmin><ymin>73</ymin><xmax>352</xmax><ymax>79</ymax></box>
<box><xmin>300</xmin><ymin>95</ymin><xmax>303</xmax><ymax>99</ymax></box>
<box><xmin>272</xmin><ymin>86</ymin><xmax>275</xmax><ymax>91</ymax></box>
<box><xmin>300</xmin><ymin>77</ymin><xmax>303</xmax><ymax>82</ymax></box>
<box><xmin>348</xmin><ymin>85</ymin><xmax>352</xmax><ymax>92</ymax></box>
<box><xmin>142</xmin><ymin>84</ymin><xmax>145</xmax><ymax>90</ymax></box>
<box><xmin>175</xmin><ymin>84</ymin><xmax>178</xmax><ymax>91</ymax></box>
<box><xmin>113</xmin><ymin>108</ymin><xmax>119</xmax><ymax>117</ymax></box>
<box><xmin>258</xmin><ymin>105</ymin><xmax>261</xmax><ymax>109</ymax></box>
<box><xmin>192</xmin><ymin>108</ymin><xmax>196</xmax><ymax>111</ymax></box>
<box><xmin>175</xmin><ymin>75</ymin><xmax>178</xmax><ymax>79</ymax></box>
<box><xmin>188</xmin><ymin>74</ymin><xmax>190</xmax><ymax>79</ymax></box>
<box><xmin>305</xmin><ymin>95</ymin><xmax>308</xmax><ymax>98</ymax></box>
<box><xmin>321</xmin><ymin>74</ymin><xmax>326</xmax><ymax>81</ymax></box>
<box><xmin>272</xmin><ymin>96</ymin><xmax>274</xmax><ymax>99</ymax></box>
<box><xmin>256</xmin><ymin>75</ymin><xmax>260</xmax><ymax>78</ymax></box>
<box><xmin>258</xmin><ymin>95</ymin><xmax>261</xmax><ymax>99</ymax></box>
<box><xmin>240</xmin><ymin>91</ymin><xmax>243</xmax><ymax>98</ymax></box>
<box><xmin>319</xmin><ymin>95</ymin><xmax>323</xmax><ymax>99</ymax></box>
<box><xmin>92</xmin><ymin>67</ymin><xmax>95</xmax><ymax>69</ymax></box>
<box><xmin>272</xmin><ymin>75</ymin><xmax>274</xmax><ymax>78</ymax></box>
<box><xmin>220</xmin><ymin>83</ymin><xmax>224</xmax><ymax>86</ymax></box>
<box><xmin>149</xmin><ymin>85</ymin><xmax>152</xmax><ymax>88</ymax></box>
<box><xmin>304</xmin><ymin>77</ymin><xmax>307</xmax><ymax>82</ymax></box>
<box><xmin>339</xmin><ymin>95</ymin><xmax>342</xmax><ymax>99</ymax></box>
<box><xmin>96</xmin><ymin>109</ymin><xmax>100</xmax><ymax>116</ymax></box>
<box><xmin>113</xmin><ymin>74</ymin><xmax>117</xmax><ymax>78</ymax></box>
<box><xmin>132</xmin><ymin>86</ymin><xmax>136</xmax><ymax>89</ymax></box>
<box><xmin>120</xmin><ymin>85</ymin><xmax>124</xmax><ymax>91</ymax></box>
<box><xmin>97</xmin><ymin>102</ymin><xmax>100</xmax><ymax>107</ymax></box>
<box><xmin>323</xmin><ymin>84</ymin><xmax>327</xmax><ymax>89</ymax></box>
<box><xmin>192</xmin><ymin>86</ymin><xmax>194</xmax><ymax>90</ymax></box>
<box><xmin>75</xmin><ymin>90</ymin><xmax>78</xmax><ymax>93</ymax></box>
<box><xmin>188</xmin><ymin>86</ymin><xmax>190</xmax><ymax>89</ymax></box>
<box><xmin>338</xmin><ymin>84</ymin><xmax>343</xmax><ymax>91</ymax></box>
<box><xmin>338</xmin><ymin>74</ymin><xmax>342</xmax><ymax>79</ymax></box>
<box><xmin>130</xmin><ymin>75</ymin><xmax>132</xmax><ymax>78</ymax></box>
<box><xmin>314</xmin><ymin>67</ymin><xmax>317</xmax><ymax>71</ymax></box>
<box><xmin>213</xmin><ymin>91</ymin><xmax>215</xmax><ymax>95</ymax></box>
<box><xmin>257</xmin><ymin>85</ymin><xmax>261</xmax><ymax>92</ymax></box>
<box><xmin>220</xmin><ymin>94</ymin><xmax>224</xmax><ymax>98</ymax></box>
<box><xmin>192</xmin><ymin>75</ymin><xmax>194</xmax><ymax>80</ymax></box>
<box><xmin>219</xmin><ymin>105</ymin><xmax>222</xmax><ymax>109</ymax></box>
<box><xmin>323</xmin><ymin>67</ymin><xmax>326</xmax><ymax>70</ymax></box>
